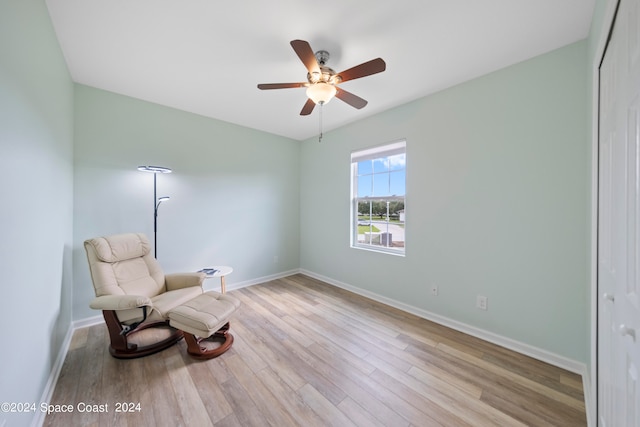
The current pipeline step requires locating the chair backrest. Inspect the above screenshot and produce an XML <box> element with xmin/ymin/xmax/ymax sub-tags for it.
<box><xmin>84</xmin><ymin>233</ymin><xmax>166</xmax><ymax>298</ymax></box>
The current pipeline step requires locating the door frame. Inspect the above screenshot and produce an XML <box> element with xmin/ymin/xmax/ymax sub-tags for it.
<box><xmin>591</xmin><ymin>0</ymin><xmax>622</xmax><ymax>425</ymax></box>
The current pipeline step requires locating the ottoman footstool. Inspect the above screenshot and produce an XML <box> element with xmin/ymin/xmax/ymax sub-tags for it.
<box><xmin>168</xmin><ymin>291</ymin><xmax>241</xmax><ymax>359</ymax></box>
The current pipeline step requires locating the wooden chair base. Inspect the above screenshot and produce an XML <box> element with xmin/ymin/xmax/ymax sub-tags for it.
<box><xmin>183</xmin><ymin>323</ymin><xmax>234</xmax><ymax>360</ymax></box>
<box><xmin>102</xmin><ymin>311</ymin><xmax>234</xmax><ymax>359</ymax></box>
<box><xmin>103</xmin><ymin>310</ymin><xmax>183</xmax><ymax>359</ymax></box>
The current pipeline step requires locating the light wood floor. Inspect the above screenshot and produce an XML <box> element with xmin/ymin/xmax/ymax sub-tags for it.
<box><xmin>45</xmin><ymin>274</ymin><xmax>586</xmax><ymax>426</ymax></box>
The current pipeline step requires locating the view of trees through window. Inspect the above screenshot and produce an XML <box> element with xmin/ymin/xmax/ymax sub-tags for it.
<box><xmin>358</xmin><ymin>200</ymin><xmax>405</xmax><ymax>220</ymax></box>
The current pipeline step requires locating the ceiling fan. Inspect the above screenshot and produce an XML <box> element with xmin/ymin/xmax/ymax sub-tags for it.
<box><xmin>257</xmin><ymin>39</ymin><xmax>386</xmax><ymax>116</ymax></box>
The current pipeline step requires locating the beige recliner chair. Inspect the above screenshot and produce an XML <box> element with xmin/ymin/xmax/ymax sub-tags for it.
<box><xmin>84</xmin><ymin>232</ymin><xmax>237</xmax><ymax>359</ymax></box>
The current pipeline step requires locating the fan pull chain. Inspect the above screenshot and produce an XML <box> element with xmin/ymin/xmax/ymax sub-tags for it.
<box><xmin>318</xmin><ymin>102</ymin><xmax>324</xmax><ymax>143</ymax></box>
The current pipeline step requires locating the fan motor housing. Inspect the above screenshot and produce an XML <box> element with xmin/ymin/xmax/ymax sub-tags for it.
<box><xmin>315</xmin><ymin>50</ymin><xmax>330</xmax><ymax>65</ymax></box>
<box><xmin>307</xmin><ymin>50</ymin><xmax>341</xmax><ymax>84</ymax></box>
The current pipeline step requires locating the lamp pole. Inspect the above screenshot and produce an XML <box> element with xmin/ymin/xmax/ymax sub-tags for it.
<box><xmin>138</xmin><ymin>165</ymin><xmax>172</xmax><ymax>258</ymax></box>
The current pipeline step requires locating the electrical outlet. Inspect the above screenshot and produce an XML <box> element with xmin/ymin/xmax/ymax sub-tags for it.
<box><xmin>431</xmin><ymin>284</ymin><xmax>439</xmax><ymax>296</ymax></box>
<box><xmin>476</xmin><ymin>295</ymin><xmax>488</xmax><ymax>310</ymax></box>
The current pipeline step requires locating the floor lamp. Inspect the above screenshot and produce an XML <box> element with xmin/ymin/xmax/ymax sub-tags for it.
<box><xmin>137</xmin><ymin>165</ymin><xmax>172</xmax><ymax>258</ymax></box>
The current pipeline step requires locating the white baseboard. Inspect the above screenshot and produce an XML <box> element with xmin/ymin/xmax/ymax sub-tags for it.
<box><xmin>221</xmin><ymin>268</ymin><xmax>301</xmax><ymax>292</ymax></box>
<box><xmin>72</xmin><ymin>314</ymin><xmax>104</xmax><ymax>329</ymax></box>
<box><xmin>300</xmin><ymin>269</ymin><xmax>587</xmax><ymax>376</ymax></box>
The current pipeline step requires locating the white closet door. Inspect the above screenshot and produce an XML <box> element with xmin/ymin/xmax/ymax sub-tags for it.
<box><xmin>598</xmin><ymin>0</ymin><xmax>640</xmax><ymax>425</ymax></box>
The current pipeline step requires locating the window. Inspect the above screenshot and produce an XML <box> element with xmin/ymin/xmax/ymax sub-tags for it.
<box><xmin>351</xmin><ymin>140</ymin><xmax>406</xmax><ymax>255</ymax></box>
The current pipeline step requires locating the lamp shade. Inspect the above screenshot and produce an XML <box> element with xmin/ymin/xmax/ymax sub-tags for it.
<box><xmin>306</xmin><ymin>83</ymin><xmax>337</xmax><ymax>105</ymax></box>
<box><xmin>137</xmin><ymin>165</ymin><xmax>172</xmax><ymax>174</ymax></box>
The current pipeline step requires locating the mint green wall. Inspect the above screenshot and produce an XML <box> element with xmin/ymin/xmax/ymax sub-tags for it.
<box><xmin>300</xmin><ymin>41</ymin><xmax>589</xmax><ymax>362</ymax></box>
<box><xmin>73</xmin><ymin>85</ymin><xmax>300</xmax><ymax>320</ymax></box>
<box><xmin>589</xmin><ymin>0</ymin><xmax>610</xmax><ymax>62</ymax></box>
<box><xmin>0</xmin><ymin>2</ymin><xmax>74</xmax><ymax>426</ymax></box>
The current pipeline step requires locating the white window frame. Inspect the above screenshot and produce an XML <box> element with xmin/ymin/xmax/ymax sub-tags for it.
<box><xmin>350</xmin><ymin>140</ymin><xmax>406</xmax><ymax>256</ymax></box>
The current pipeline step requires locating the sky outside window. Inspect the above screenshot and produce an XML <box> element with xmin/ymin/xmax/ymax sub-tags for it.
<box><xmin>357</xmin><ymin>153</ymin><xmax>406</xmax><ymax>197</ymax></box>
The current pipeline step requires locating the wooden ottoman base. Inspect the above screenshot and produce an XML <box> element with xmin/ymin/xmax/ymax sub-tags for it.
<box><xmin>183</xmin><ymin>322</ymin><xmax>234</xmax><ymax>360</ymax></box>
<box><xmin>168</xmin><ymin>292</ymin><xmax>240</xmax><ymax>360</ymax></box>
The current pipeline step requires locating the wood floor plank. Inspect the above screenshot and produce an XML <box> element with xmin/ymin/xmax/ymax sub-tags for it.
<box><xmin>337</xmin><ymin>396</ymin><xmax>394</xmax><ymax>427</ymax></box>
<box><xmin>84</xmin><ymin>326</ymin><xmax>111</xmax><ymax>427</ymax></box>
<box><xmin>297</xmin><ymin>383</ymin><xmax>357</xmax><ymax>427</ymax></box>
<box><xmin>68</xmin><ymin>324</ymin><xmax>89</xmax><ymax>351</ymax></box>
<box><xmin>366</xmin><ymin>329</ymin><xmax>484</xmax><ymax>400</ymax></box>
<box><xmin>224</xmin><ymin>354</ymin><xmax>300</xmax><ymax>427</ymax></box>
<box><xmin>213</xmin><ymin>412</ymin><xmax>244</xmax><ymax>427</ymax></box>
<box><xmin>276</xmin><ymin>280</ymin><xmax>402</xmax><ymax>343</ymax></box>
<box><xmin>367</xmin><ymin>367</ymin><xmax>464</xmax><ymax>426</ymax></box>
<box><xmin>251</xmin><ymin>326</ymin><xmax>349</xmax><ymax>406</ymax></box>
<box><xmin>272</xmin><ymin>327</ymin><xmax>417</xmax><ymax>427</ymax></box>
<box><xmin>45</xmin><ymin>274</ymin><xmax>586</xmax><ymax>427</ymax></box>
<box><xmin>120</xmin><ymin>355</ymin><xmax>159</xmax><ymax>427</ymax></box>
<box><xmin>481</xmin><ymin>350</ymin><xmax>584</xmax><ymax>399</ymax></box>
<box><xmin>300</xmin><ymin>298</ymin><xmax>410</xmax><ymax>351</ymax></box>
<box><xmin>141</xmin><ymin>346</ymin><xmax>184</xmax><ymax>427</ymax></box>
<box><xmin>561</xmin><ymin>373</ymin><xmax>585</xmax><ymax>391</ymax></box>
<box><xmin>179</xmin><ymin>350</ymin><xmax>234</xmax><ymax>423</ymax></box>
<box><xmin>365</xmin><ymin>352</ymin><xmax>528</xmax><ymax>427</ymax></box>
<box><xmin>232</xmin><ymin>315</ymin><xmax>307</xmax><ymax>390</ymax></box>
<box><xmin>254</xmin><ymin>368</ymin><xmax>325</xmax><ymax>427</ymax></box>
<box><xmin>214</xmin><ymin>377</ymin><xmax>265</xmax><ymax>427</ymax></box>
<box><xmin>200</xmin><ymin>342</ymin><xmax>235</xmax><ymax>384</ymax></box>
<box><xmin>164</xmin><ymin>349</ymin><xmax>214</xmax><ymax>427</ymax></box>
<box><xmin>99</xmin><ymin>334</ymin><xmax>130</xmax><ymax>427</ymax></box>
<box><xmin>480</xmin><ymin>385</ymin><xmax>587</xmax><ymax>427</ymax></box>
<box><xmin>293</xmin><ymin>311</ymin><xmax>371</xmax><ymax>359</ymax></box>
<box><xmin>438</xmin><ymin>343</ymin><xmax>586</xmax><ymax>412</ymax></box>
<box><xmin>236</xmin><ymin>287</ymin><xmax>315</xmax><ymax>348</ymax></box>
<box><xmin>246</xmin><ymin>281</ymin><xmax>314</xmax><ymax>318</ymax></box>
<box><xmin>306</xmin><ymin>341</ymin><xmax>376</xmax><ymax>377</ymax></box>
<box><xmin>225</xmin><ymin>321</ymin><xmax>269</xmax><ymax>374</ymax></box>
<box><xmin>408</xmin><ymin>364</ymin><xmax>483</xmax><ymax>399</ymax></box>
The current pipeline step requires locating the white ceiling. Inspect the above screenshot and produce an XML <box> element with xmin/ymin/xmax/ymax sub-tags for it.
<box><xmin>45</xmin><ymin>0</ymin><xmax>595</xmax><ymax>141</ymax></box>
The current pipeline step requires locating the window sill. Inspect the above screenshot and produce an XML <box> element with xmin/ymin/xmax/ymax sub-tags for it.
<box><xmin>350</xmin><ymin>244</ymin><xmax>405</xmax><ymax>257</ymax></box>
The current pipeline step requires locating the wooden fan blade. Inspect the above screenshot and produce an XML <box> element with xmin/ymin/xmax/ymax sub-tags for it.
<box><xmin>335</xmin><ymin>88</ymin><xmax>368</xmax><ymax>109</ymax></box>
<box><xmin>290</xmin><ymin>40</ymin><xmax>320</xmax><ymax>75</ymax></box>
<box><xmin>257</xmin><ymin>82</ymin><xmax>307</xmax><ymax>90</ymax></box>
<box><xmin>300</xmin><ymin>98</ymin><xmax>316</xmax><ymax>116</ymax></box>
<box><xmin>337</xmin><ymin>58</ymin><xmax>386</xmax><ymax>83</ymax></box>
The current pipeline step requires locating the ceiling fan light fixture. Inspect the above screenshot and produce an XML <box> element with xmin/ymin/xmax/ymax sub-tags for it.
<box><xmin>309</xmin><ymin>71</ymin><xmax>321</xmax><ymax>83</ymax></box>
<box><xmin>306</xmin><ymin>82</ymin><xmax>337</xmax><ymax>105</ymax></box>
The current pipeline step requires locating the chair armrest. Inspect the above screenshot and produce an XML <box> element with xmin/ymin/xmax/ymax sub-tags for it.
<box><xmin>89</xmin><ymin>295</ymin><xmax>152</xmax><ymax>311</ymax></box>
<box><xmin>165</xmin><ymin>272</ymin><xmax>206</xmax><ymax>291</ymax></box>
